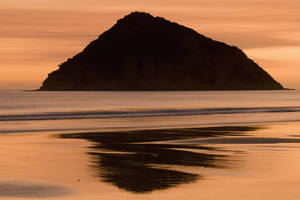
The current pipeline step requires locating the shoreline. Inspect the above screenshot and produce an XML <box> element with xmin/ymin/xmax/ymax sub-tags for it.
<box><xmin>1</xmin><ymin>119</ymin><xmax>300</xmax><ymax>136</ymax></box>
<box><xmin>0</xmin><ymin>87</ymin><xmax>295</xmax><ymax>92</ymax></box>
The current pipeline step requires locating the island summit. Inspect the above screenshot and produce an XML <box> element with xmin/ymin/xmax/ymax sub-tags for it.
<box><xmin>39</xmin><ymin>12</ymin><xmax>284</xmax><ymax>91</ymax></box>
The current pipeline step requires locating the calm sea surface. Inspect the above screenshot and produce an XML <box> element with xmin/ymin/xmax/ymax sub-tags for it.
<box><xmin>0</xmin><ymin>90</ymin><xmax>300</xmax><ymax>134</ymax></box>
<box><xmin>1</xmin><ymin>90</ymin><xmax>300</xmax><ymax>200</ymax></box>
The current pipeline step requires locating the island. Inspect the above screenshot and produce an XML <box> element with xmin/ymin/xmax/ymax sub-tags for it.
<box><xmin>39</xmin><ymin>12</ymin><xmax>284</xmax><ymax>91</ymax></box>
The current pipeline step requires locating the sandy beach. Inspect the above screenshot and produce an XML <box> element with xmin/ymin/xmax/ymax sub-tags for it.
<box><xmin>1</xmin><ymin>122</ymin><xmax>300</xmax><ymax>199</ymax></box>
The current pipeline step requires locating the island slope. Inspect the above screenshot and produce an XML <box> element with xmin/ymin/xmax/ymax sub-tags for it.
<box><xmin>39</xmin><ymin>12</ymin><xmax>284</xmax><ymax>91</ymax></box>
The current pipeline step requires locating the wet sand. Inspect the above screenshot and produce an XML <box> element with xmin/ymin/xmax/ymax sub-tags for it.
<box><xmin>1</xmin><ymin>123</ymin><xmax>300</xmax><ymax>199</ymax></box>
<box><xmin>0</xmin><ymin>180</ymin><xmax>73</xmax><ymax>198</ymax></box>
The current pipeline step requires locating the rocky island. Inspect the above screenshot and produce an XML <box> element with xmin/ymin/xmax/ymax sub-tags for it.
<box><xmin>39</xmin><ymin>12</ymin><xmax>284</xmax><ymax>90</ymax></box>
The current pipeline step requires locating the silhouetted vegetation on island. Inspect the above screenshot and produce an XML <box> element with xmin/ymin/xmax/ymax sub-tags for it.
<box><xmin>40</xmin><ymin>12</ymin><xmax>284</xmax><ymax>90</ymax></box>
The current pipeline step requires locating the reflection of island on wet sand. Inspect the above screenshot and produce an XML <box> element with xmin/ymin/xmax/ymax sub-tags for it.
<box><xmin>60</xmin><ymin>126</ymin><xmax>260</xmax><ymax>193</ymax></box>
<box><xmin>3</xmin><ymin>124</ymin><xmax>300</xmax><ymax>198</ymax></box>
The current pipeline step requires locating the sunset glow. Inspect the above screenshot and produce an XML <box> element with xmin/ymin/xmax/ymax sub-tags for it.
<box><xmin>1</xmin><ymin>0</ymin><xmax>300</xmax><ymax>89</ymax></box>
<box><xmin>2</xmin><ymin>3</ymin><xmax>300</xmax><ymax>199</ymax></box>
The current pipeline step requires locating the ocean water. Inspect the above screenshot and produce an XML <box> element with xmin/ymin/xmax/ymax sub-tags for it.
<box><xmin>0</xmin><ymin>90</ymin><xmax>300</xmax><ymax>134</ymax></box>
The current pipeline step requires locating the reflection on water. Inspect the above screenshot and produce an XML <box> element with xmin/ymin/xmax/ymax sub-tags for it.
<box><xmin>60</xmin><ymin>126</ymin><xmax>260</xmax><ymax>193</ymax></box>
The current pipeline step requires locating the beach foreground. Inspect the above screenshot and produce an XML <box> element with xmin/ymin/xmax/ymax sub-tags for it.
<box><xmin>1</xmin><ymin>122</ymin><xmax>300</xmax><ymax>199</ymax></box>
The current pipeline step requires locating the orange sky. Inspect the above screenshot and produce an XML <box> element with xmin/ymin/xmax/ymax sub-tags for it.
<box><xmin>1</xmin><ymin>0</ymin><xmax>300</xmax><ymax>90</ymax></box>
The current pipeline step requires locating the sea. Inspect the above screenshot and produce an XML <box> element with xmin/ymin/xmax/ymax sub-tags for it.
<box><xmin>1</xmin><ymin>90</ymin><xmax>300</xmax><ymax>134</ymax></box>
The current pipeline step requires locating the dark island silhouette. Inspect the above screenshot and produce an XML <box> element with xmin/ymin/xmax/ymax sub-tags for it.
<box><xmin>40</xmin><ymin>12</ymin><xmax>284</xmax><ymax>91</ymax></box>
